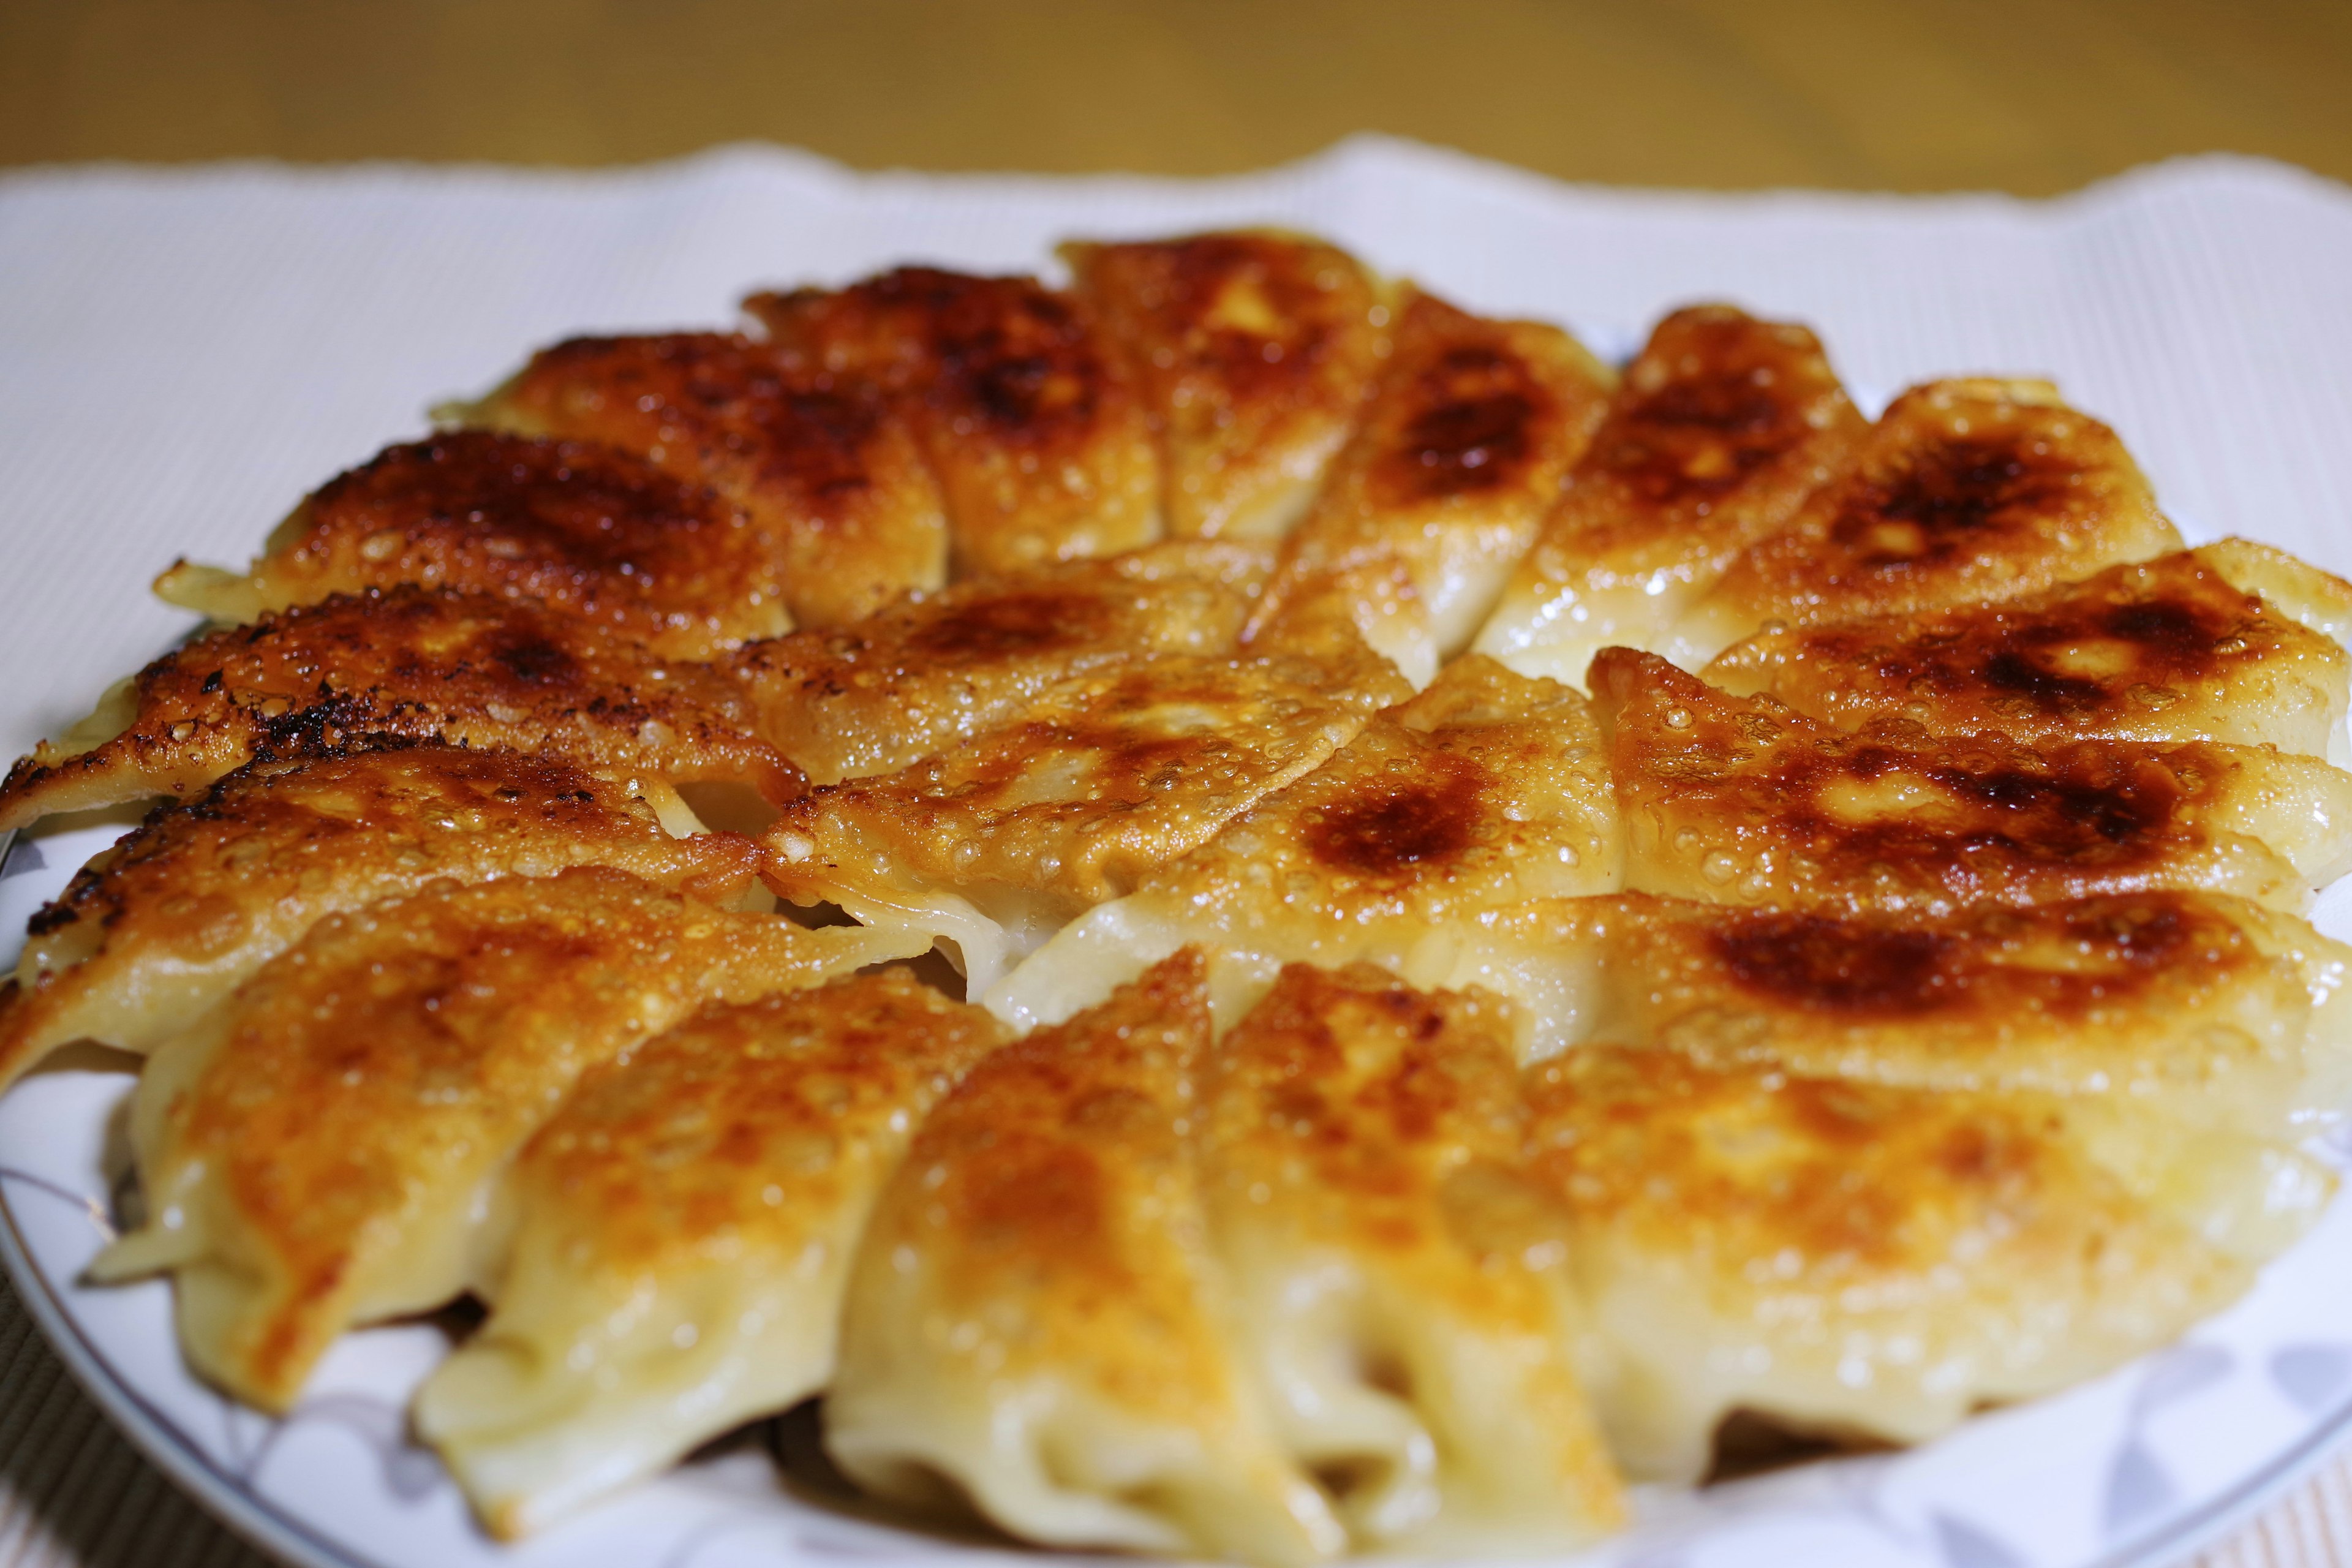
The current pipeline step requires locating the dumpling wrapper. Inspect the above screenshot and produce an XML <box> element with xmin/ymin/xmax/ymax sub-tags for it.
<box><xmin>728</xmin><ymin>540</ymin><xmax>1268</xmax><ymax>785</ymax></box>
<box><xmin>1409</xmin><ymin>891</ymin><xmax>2352</xmax><ymax>1144</ymax></box>
<box><xmin>415</xmin><ymin>968</ymin><xmax>1006</xmax><ymax>1539</ymax></box>
<box><xmin>454</xmin><ymin>331</ymin><xmax>947</xmax><ymax>627</ymax></box>
<box><xmin>824</xmin><ymin>949</ymin><xmax>1345</xmax><ymax>1566</ymax></box>
<box><xmin>154</xmin><ymin>431</ymin><xmax>793</xmax><ymax>659</ymax></box>
<box><xmin>91</xmin><ymin>865</ymin><xmax>921</xmax><ymax>1411</ymax></box>
<box><xmin>1593</xmin><ymin>647</ymin><xmax>2352</xmax><ymax>914</ymax></box>
<box><xmin>0</xmin><ymin>586</ymin><xmax>805</xmax><ymax>834</ymax></box>
<box><xmin>747</xmin><ymin>267</ymin><xmax>1162</xmax><ymax>575</ymax></box>
<box><xmin>761</xmin><ymin>647</ymin><xmax>1411</xmax><ymax>993</ymax></box>
<box><xmin>988</xmin><ymin>654</ymin><xmax>1618</xmax><ymax>1033</ymax></box>
<box><xmin>1244</xmin><ymin>290</ymin><xmax>1613</xmax><ymax>688</ymax></box>
<box><xmin>1200</xmin><ymin>962</ymin><xmax>1625</xmax><ymax>1553</ymax></box>
<box><xmin>1667</xmin><ymin>377</ymin><xmax>2184</xmax><ymax>666</ymax></box>
<box><xmin>1523</xmin><ymin>1044</ymin><xmax>2300</xmax><ymax>1483</ymax></box>
<box><xmin>1064</xmin><ymin>231</ymin><xmax>1392</xmax><ymax>541</ymax></box>
<box><xmin>1704</xmin><ymin>543</ymin><xmax>2352</xmax><ymax>763</ymax></box>
<box><xmin>0</xmin><ymin>742</ymin><xmax>760</xmax><ymax>1094</ymax></box>
<box><xmin>1473</xmin><ymin>305</ymin><xmax>1864</xmax><ymax>688</ymax></box>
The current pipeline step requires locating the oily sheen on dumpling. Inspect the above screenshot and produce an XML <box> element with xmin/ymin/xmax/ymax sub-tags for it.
<box><xmin>1200</xmin><ymin>962</ymin><xmax>1625</xmax><ymax>1553</ymax></box>
<box><xmin>0</xmin><ymin>742</ymin><xmax>760</xmax><ymax>1094</ymax></box>
<box><xmin>825</xmin><ymin>950</ymin><xmax>1345</xmax><ymax>1566</ymax></box>
<box><xmin>989</xmin><ymin>655</ymin><xmax>1619</xmax><ymax>1033</ymax></box>
<box><xmin>416</xmin><ymin>969</ymin><xmax>1006</xmax><ymax>1539</ymax></box>
<box><xmin>92</xmin><ymin>867</ymin><xmax>920</xmax><ymax>1411</ymax></box>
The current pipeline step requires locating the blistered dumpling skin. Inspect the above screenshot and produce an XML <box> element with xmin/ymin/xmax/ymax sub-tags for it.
<box><xmin>747</xmin><ymin>268</ymin><xmax>1161</xmax><ymax>575</ymax></box>
<box><xmin>1704</xmin><ymin>546</ymin><xmax>2352</xmax><ymax>760</ymax></box>
<box><xmin>728</xmin><ymin>541</ymin><xmax>1268</xmax><ymax>784</ymax></box>
<box><xmin>1200</xmin><ymin>963</ymin><xmax>1625</xmax><ymax>1553</ymax></box>
<box><xmin>153</xmin><ymin>432</ymin><xmax>793</xmax><ymax>659</ymax></box>
<box><xmin>2198</xmin><ymin>537</ymin><xmax>2352</xmax><ymax>649</ymax></box>
<box><xmin>457</xmin><ymin>332</ymin><xmax>948</xmax><ymax>626</ymax></box>
<box><xmin>91</xmin><ymin>867</ymin><xmax>921</xmax><ymax>1411</ymax></box>
<box><xmin>1670</xmin><ymin>378</ymin><xmax>2183</xmax><ymax>666</ymax></box>
<box><xmin>1473</xmin><ymin>306</ymin><xmax>1864</xmax><ymax>688</ymax></box>
<box><xmin>0</xmin><ymin>743</ymin><xmax>759</xmax><ymax>1094</ymax></box>
<box><xmin>989</xmin><ymin>655</ymin><xmax>1618</xmax><ymax>1033</ymax></box>
<box><xmin>0</xmin><ymin>587</ymin><xmax>805</xmax><ymax>833</ymax></box>
<box><xmin>760</xmin><ymin>648</ymin><xmax>1411</xmax><ymax>993</ymax></box>
<box><xmin>825</xmin><ymin>951</ymin><xmax>1344</xmax><ymax>1566</ymax></box>
<box><xmin>1245</xmin><ymin>291</ymin><xmax>1614</xmax><ymax>687</ymax></box>
<box><xmin>1415</xmin><ymin>891</ymin><xmax>2352</xmax><ymax>1142</ymax></box>
<box><xmin>415</xmin><ymin>970</ymin><xmax>1006</xmax><ymax>1539</ymax></box>
<box><xmin>1065</xmin><ymin>232</ymin><xmax>1391</xmax><ymax>541</ymax></box>
<box><xmin>1523</xmin><ymin>1046</ymin><xmax>2275</xmax><ymax>1483</ymax></box>
<box><xmin>1592</xmin><ymin>647</ymin><xmax>2352</xmax><ymax>914</ymax></box>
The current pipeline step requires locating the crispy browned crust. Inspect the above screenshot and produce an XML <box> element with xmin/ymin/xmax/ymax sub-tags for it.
<box><xmin>749</xmin><ymin>268</ymin><xmax>1161</xmax><ymax>575</ymax></box>
<box><xmin>0</xmin><ymin>743</ymin><xmax>761</xmax><ymax>1090</ymax></box>
<box><xmin>728</xmin><ymin>541</ymin><xmax>1268</xmax><ymax>783</ymax></box>
<box><xmin>225</xmin><ymin>432</ymin><xmax>790</xmax><ymax>657</ymax></box>
<box><xmin>462</xmin><ymin>333</ymin><xmax>948</xmax><ymax>625</ymax></box>
<box><xmin>1064</xmin><ymin>231</ymin><xmax>1390</xmax><ymax>540</ymax></box>
<box><xmin>0</xmin><ymin>587</ymin><xmax>804</xmax><ymax>831</ymax></box>
<box><xmin>1684</xmin><ymin>379</ymin><xmax>2182</xmax><ymax>657</ymax></box>
<box><xmin>1589</xmin><ymin>646</ymin><xmax>2352</xmax><ymax>913</ymax></box>
<box><xmin>1704</xmin><ymin>548</ymin><xmax>2350</xmax><ymax>755</ymax></box>
<box><xmin>1246</xmin><ymin>290</ymin><xmax>1615</xmax><ymax>679</ymax></box>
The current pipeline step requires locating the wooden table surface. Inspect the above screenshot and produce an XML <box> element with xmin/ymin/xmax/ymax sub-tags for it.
<box><xmin>1</xmin><ymin>3</ymin><xmax>2350</xmax><ymax>1566</ymax></box>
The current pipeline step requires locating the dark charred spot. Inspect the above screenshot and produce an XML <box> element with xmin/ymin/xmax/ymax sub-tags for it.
<box><xmin>1978</xmin><ymin>649</ymin><xmax>2108</xmax><ymax>709</ymax></box>
<box><xmin>761</xmin><ymin>388</ymin><xmax>885</xmax><ymax>504</ymax></box>
<box><xmin>1833</xmin><ymin>437</ymin><xmax>2078</xmax><ymax>567</ymax></box>
<box><xmin>1714</xmin><ymin>915</ymin><xmax>1953</xmax><ymax>1013</ymax></box>
<box><xmin>491</xmin><ymin>636</ymin><xmax>579</xmax><ymax>687</ymax></box>
<box><xmin>200</xmin><ymin>669</ymin><xmax>224</xmax><ymax>695</ymax></box>
<box><xmin>1391</xmin><ymin>376</ymin><xmax>1537</xmax><ymax>501</ymax></box>
<box><xmin>1303</xmin><ymin>758</ymin><xmax>1488</xmax><ymax>876</ymax></box>
<box><xmin>906</xmin><ymin>593</ymin><xmax>1092</xmax><ymax>660</ymax></box>
<box><xmin>1598</xmin><ymin>377</ymin><xmax>1801</xmax><ymax>503</ymax></box>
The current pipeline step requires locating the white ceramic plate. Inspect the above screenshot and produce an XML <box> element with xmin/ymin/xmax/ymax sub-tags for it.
<box><xmin>9</xmin><ymin>793</ymin><xmax>2352</xmax><ymax>1568</ymax></box>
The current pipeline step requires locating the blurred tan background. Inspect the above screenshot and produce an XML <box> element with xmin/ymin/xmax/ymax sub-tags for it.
<box><xmin>1</xmin><ymin>0</ymin><xmax>2348</xmax><ymax>192</ymax></box>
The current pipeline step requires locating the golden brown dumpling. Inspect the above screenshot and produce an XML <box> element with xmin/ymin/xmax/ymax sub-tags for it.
<box><xmin>728</xmin><ymin>541</ymin><xmax>1268</xmax><ymax>784</ymax></box>
<box><xmin>989</xmin><ymin>655</ymin><xmax>1618</xmax><ymax>1032</ymax></box>
<box><xmin>0</xmin><ymin>587</ymin><xmax>804</xmax><ymax>833</ymax></box>
<box><xmin>1592</xmin><ymin>647</ymin><xmax>2352</xmax><ymax>914</ymax></box>
<box><xmin>0</xmin><ymin>743</ymin><xmax>760</xmax><ymax>1094</ymax></box>
<box><xmin>1704</xmin><ymin>545</ymin><xmax>2352</xmax><ymax>761</ymax></box>
<box><xmin>1065</xmin><ymin>231</ymin><xmax>1392</xmax><ymax>540</ymax></box>
<box><xmin>761</xmin><ymin>647</ymin><xmax>1411</xmax><ymax>992</ymax></box>
<box><xmin>1245</xmin><ymin>290</ymin><xmax>1614</xmax><ymax>687</ymax></box>
<box><xmin>748</xmin><ymin>267</ymin><xmax>1161</xmax><ymax>575</ymax></box>
<box><xmin>153</xmin><ymin>432</ymin><xmax>793</xmax><ymax>658</ymax></box>
<box><xmin>824</xmin><ymin>950</ymin><xmax>1344</xmax><ymax>1565</ymax></box>
<box><xmin>455</xmin><ymin>332</ymin><xmax>947</xmax><ymax>626</ymax></box>
<box><xmin>1474</xmin><ymin>305</ymin><xmax>1864</xmax><ymax>688</ymax></box>
<box><xmin>1669</xmin><ymin>378</ymin><xmax>2183</xmax><ymax>665</ymax></box>
<box><xmin>415</xmin><ymin>969</ymin><xmax>1006</xmax><ymax>1538</ymax></box>
<box><xmin>91</xmin><ymin>866</ymin><xmax>920</xmax><ymax>1411</ymax></box>
<box><xmin>1200</xmin><ymin>963</ymin><xmax>1624</xmax><ymax>1553</ymax></box>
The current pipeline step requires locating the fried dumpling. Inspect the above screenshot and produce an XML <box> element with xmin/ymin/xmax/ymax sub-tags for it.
<box><xmin>824</xmin><ymin>949</ymin><xmax>1343</xmax><ymax>1565</ymax></box>
<box><xmin>761</xmin><ymin>647</ymin><xmax>1411</xmax><ymax>993</ymax></box>
<box><xmin>988</xmin><ymin>655</ymin><xmax>1618</xmax><ymax>1033</ymax></box>
<box><xmin>1200</xmin><ymin>963</ymin><xmax>1624</xmax><ymax>1553</ymax></box>
<box><xmin>1472</xmin><ymin>306</ymin><xmax>1864</xmax><ymax>688</ymax></box>
<box><xmin>456</xmin><ymin>332</ymin><xmax>947</xmax><ymax>626</ymax></box>
<box><xmin>747</xmin><ymin>267</ymin><xmax>1161</xmax><ymax>575</ymax></box>
<box><xmin>415</xmin><ymin>969</ymin><xmax>1006</xmax><ymax>1539</ymax></box>
<box><xmin>1593</xmin><ymin>647</ymin><xmax>2352</xmax><ymax>914</ymax></box>
<box><xmin>2198</xmin><ymin>537</ymin><xmax>2352</xmax><ymax>647</ymax></box>
<box><xmin>91</xmin><ymin>866</ymin><xmax>920</xmax><ymax>1411</ymax></box>
<box><xmin>728</xmin><ymin>540</ymin><xmax>1268</xmax><ymax>784</ymax></box>
<box><xmin>1413</xmin><ymin>891</ymin><xmax>2352</xmax><ymax>1140</ymax></box>
<box><xmin>1705</xmin><ymin>545</ymin><xmax>2352</xmax><ymax>762</ymax></box>
<box><xmin>0</xmin><ymin>587</ymin><xmax>804</xmax><ymax>833</ymax></box>
<box><xmin>0</xmin><ymin>742</ymin><xmax>760</xmax><ymax>1095</ymax></box>
<box><xmin>1065</xmin><ymin>231</ymin><xmax>1390</xmax><ymax>540</ymax></box>
<box><xmin>1522</xmin><ymin>1044</ymin><xmax>2292</xmax><ymax>1483</ymax></box>
<box><xmin>1668</xmin><ymin>378</ymin><xmax>2184</xmax><ymax>666</ymax></box>
<box><xmin>153</xmin><ymin>432</ymin><xmax>792</xmax><ymax>659</ymax></box>
<box><xmin>1243</xmin><ymin>290</ymin><xmax>1613</xmax><ymax>687</ymax></box>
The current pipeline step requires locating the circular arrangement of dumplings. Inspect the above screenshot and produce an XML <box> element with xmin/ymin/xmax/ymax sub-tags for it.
<box><xmin>7</xmin><ymin>231</ymin><xmax>2352</xmax><ymax>1563</ymax></box>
